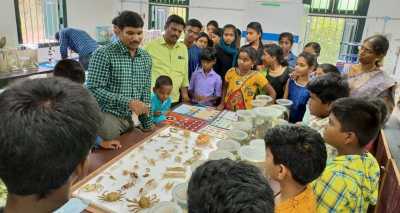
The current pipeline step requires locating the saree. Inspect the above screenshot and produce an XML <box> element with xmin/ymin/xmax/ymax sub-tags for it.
<box><xmin>224</xmin><ymin>68</ymin><xmax>268</xmax><ymax>111</ymax></box>
<box><xmin>347</xmin><ymin>69</ymin><xmax>396</xmax><ymax>98</ymax></box>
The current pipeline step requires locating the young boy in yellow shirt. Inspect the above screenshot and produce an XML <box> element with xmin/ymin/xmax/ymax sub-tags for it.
<box><xmin>312</xmin><ymin>97</ymin><xmax>382</xmax><ymax>212</ymax></box>
<box><xmin>265</xmin><ymin>125</ymin><xmax>327</xmax><ymax>213</ymax></box>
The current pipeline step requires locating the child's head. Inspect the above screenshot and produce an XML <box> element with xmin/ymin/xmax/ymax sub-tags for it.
<box><xmin>222</xmin><ymin>24</ymin><xmax>237</xmax><ymax>45</ymax></box>
<box><xmin>54</xmin><ymin>59</ymin><xmax>85</xmax><ymax>84</ymax></box>
<box><xmin>264</xmin><ymin>125</ymin><xmax>327</xmax><ymax>186</ymax></box>
<box><xmin>0</xmin><ymin>78</ymin><xmax>101</xmax><ymax>201</ymax></box>
<box><xmin>154</xmin><ymin>75</ymin><xmax>173</xmax><ymax>102</ymax></box>
<box><xmin>238</xmin><ymin>46</ymin><xmax>257</xmax><ymax>72</ymax></box>
<box><xmin>262</xmin><ymin>43</ymin><xmax>288</xmax><ymax>67</ymax></box>
<box><xmin>306</xmin><ymin>73</ymin><xmax>350</xmax><ymax>118</ymax></box>
<box><xmin>294</xmin><ymin>52</ymin><xmax>317</xmax><ymax>77</ymax></box>
<box><xmin>196</xmin><ymin>32</ymin><xmax>212</xmax><ymax>49</ymax></box>
<box><xmin>246</xmin><ymin>22</ymin><xmax>263</xmax><ymax>44</ymax></box>
<box><xmin>206</xmin><ymin>20</ymin><xmax>219</xmax><ymax>36</ymax></box>
<box><xmin>315</xmin><ymin>63</ymin><xmax>340</xmax><ymax>77</ymax></box>
<box><xmin>324</xmin><ymin>97</ymin><xmax>381</xmax><ymax>150</ymax></box>
<box><xmin>188</xmin><ymin>159</ymin><xmax>275</xmax><ymax>213</ymax></box>
<box><xmin>368</xmin><ymin>98</ymin><xmax>388</xmax><ymax>126</ymax></box>
<box><xmin>200</xmin><ymin>47</ymin><xmax>217</xmax><ymax>72</ymax></box>
<box><xmin>210</xmin><ymin>28</ymin><xmax>222</xmax><ymax>46</ymax></box>
<box><xmin>304</xmin><ymin>42</ymin><xmax>321</xmax><ymax>57</ymax></box>
<box><xmin>278</xmin><ymin>32</ymin><xmax>294</xmax><ymax>54</ymax></box>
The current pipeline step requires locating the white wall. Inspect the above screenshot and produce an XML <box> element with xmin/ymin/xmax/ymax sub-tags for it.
<box><xmin>363</xmin><ymin>0</ymin><xmax>400</xmax><ymax>79</ymax></box>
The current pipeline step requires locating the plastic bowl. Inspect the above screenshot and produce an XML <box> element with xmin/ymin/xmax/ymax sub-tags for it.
<box><xmin>252</xmin><ymin>99</ymin><xmax>268</xmax><ymax>108</ymax></box>
<box><xmin>249</xmin><ymin>139</ymin><xmax>265</xmax><ymax>149</ymax></box>
<box><xmin>216</xmin><ymin>139</ymin><xmax>241</xmax><ymax>153</ymax></box>
<box><xmin>172</xmin><ymin>182</ymin><xmax>188</xmax><ymax>210</ymax></box>
<box><xmin>227</xmin><ymin>130</ymin><xmax>249</xmax><ymax>145</ymax></box>
<box><xmin>276</xmin><ymin>99</ymin><xmax>293</xmax><ymax>108</ymax></box>
<box><xmin>208</xmin><ymin>150</ymin><xmax>235</xmax><ymax>161</ymax></box>
<box><xmin>239</xmin><ymin>145</ymin><xmax>266</xmax><ymax>173</ymax></box>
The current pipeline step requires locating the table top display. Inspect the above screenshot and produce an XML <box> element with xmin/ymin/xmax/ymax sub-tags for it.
<box><xmin>72</xmin><ymin>126</ymin><xmax>217</xmax><ymax>212</ymax></box>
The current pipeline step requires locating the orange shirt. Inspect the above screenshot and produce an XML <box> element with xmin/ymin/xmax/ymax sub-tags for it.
<box><xmin>275</xmin><ymin>186</ymin><xmax>317</xmax><ymax>213</ymax></box>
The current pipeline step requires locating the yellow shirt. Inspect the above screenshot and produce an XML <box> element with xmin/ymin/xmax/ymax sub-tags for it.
<box><xmin>275</xmin><ymin>186</ymin><xmax>317</xmax><ymax>213</ymax></box>
<box><xmin>224</xmin><ymin>68</ymin><xmax>268</xmax><ymax>109</ymax></box>
<box><xmin>145</xmin><ymin>38</ymin><xmax>189</xmax><ymax>102</ymax></box>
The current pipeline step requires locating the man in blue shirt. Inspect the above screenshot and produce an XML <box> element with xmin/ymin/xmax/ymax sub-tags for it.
<box><xmin>55</xmin><ymin>28</ymin><xmax>98</xmax><ymax>70</ymax></box>
<box><xmin>183</xmin><ymin>19</ymin><xmax>203</xmax><ymax>80</ymax></box>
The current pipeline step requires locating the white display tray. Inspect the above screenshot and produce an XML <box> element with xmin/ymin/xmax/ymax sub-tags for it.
<box><xmin>72</xmin><ymin>126</ymin><xmax>217</xmax><ymax>213</ymax></box>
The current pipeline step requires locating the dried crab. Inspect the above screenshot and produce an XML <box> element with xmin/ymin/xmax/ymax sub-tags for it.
<box><xmin>97</xmin><ymin>190</ymin><xmax>126</xmax><ymax>202</ymax></box>
<box><xmin>160</xmin><ymin>150</ymin><xmax>171</xmax><ymax>159</ymax></box>
<box><xmin>121</xmin><ymin>180</ymin><xmax>135</xmax><ymax>191</ymax></box>
<box><xmin>126</xmin><ymin>194</ymin><xmax>160</xmax><ymax>213</ymax></box>
<box><xmin>196</xmin><ymin>134</ymin><xmax>210</xmax><ymax>145</ymax></box>
<box><xmin>170</xmin><ymin>127</ymin><xmax>179</xmax><ymax>133</ymax></box>
<box><xmin>145</xmin><ymin>158</ymin><xmax>156</xmax><ymax>166</ymax></box>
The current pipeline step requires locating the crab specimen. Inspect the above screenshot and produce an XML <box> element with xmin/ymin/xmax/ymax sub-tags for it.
<box><xmin>144</xmin><ymin>179</ymin><xmax>158</xmax><ymax>190</ymax></box>
<box><xmin>143</xmin><ymin>173</ymin><xmax>150</xmax><ymax>178</ymax></box>
<box><xmin>159</xmin><ymin>133</ymin><xmax>171</xmax><ymax>138</ymax></box>
<box><xmin>145</xmin><ymin>157</ymin><xmax>156</xmax><ymax>166</ymax></box>
<box><xmin>97</xmin><ymin>190</ymin><xmax>126</xmax><ymax>202</ymax></box>
<box><xmin>196</xmin><ymin>134</ymin><xmax>210</xmax><ymax>145</ymax></box>
<box><xmin>133</xmin><ymin>165</ymin><xmax>139</xmax><ymax>170</ymax></box>
<box><xmin>164</xmin><ymin>182</ymin><xmax>175</xmax><ymax>192</ymax></box>
<box><xmin>126</xmin><ymin>194</ymin><xmax>160</xmax><ymax>213</ymax></box>
<box><xmin>170</xmin><ymin>127</ymin><xmax>179</xmax><ymax>133</ymax></box>
<box><xmin>105</xmin><ymin>172</ymin><xmax>117</xmax><ymax>181</ymax></box>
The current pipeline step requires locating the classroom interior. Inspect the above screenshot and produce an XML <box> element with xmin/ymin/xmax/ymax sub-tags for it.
<box><xmin>0</xmin><ymin>0</ymin><xmax>400</xmax><ymax>213</ymax></box>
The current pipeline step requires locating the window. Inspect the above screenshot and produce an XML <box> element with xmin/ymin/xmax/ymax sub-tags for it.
<box><xmin>304</xmin><ymin>0</ymin><xmax>370</xmax><ymax>63</ymax></box>
<box><xmin>14</xmin><ymin>0</ymin><xmax>67</xmax><ymax>45</ymax></box>
<box><xmin>148</xmin><ymin>0</ymin><xmax>189</xmax><ymax>30</ymax></box>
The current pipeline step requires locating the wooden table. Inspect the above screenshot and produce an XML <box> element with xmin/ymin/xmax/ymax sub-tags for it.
<box><xmin>83</xmin><ymin>126</ymin><xmax>164</xmax><ymax>178</ymax></box>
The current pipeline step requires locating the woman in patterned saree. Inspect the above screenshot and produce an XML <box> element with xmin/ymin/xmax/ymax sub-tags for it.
<box><xmin>347</xmin><ymin>35</ymin><xmax>397</xmax><ymax>117</ymax></box>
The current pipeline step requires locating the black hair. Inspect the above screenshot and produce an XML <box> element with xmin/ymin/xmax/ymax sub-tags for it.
<box><xmin>200</xmin><ymin>47</ymin><xmax>217</xmax><ymax>61</ymax></box>
<box><xmin>154</xmin><ymin>75</ymin><xmax>173</xmax><ymax>89</ymax></box>
<box><xmin>207</xmin><ymin>20</ymin><xmax>219</xmax><ymax>29</ymax></box>
<box><xmin>115</xmin><ymin>11</ymin><xmax>144</xmax><ymax>29</ymax></box>
<box><xmin>306</xmin><ymin>73</ymin><xmax>350</xmax><ymax>104</ymax></box>
<box><xmin>212</xmin><ymin>28</ymin><xmax>223</xmax><ymax>38</ymax></box>
<box><xmin>263</xmin><ymin>43</ymin><xmax>288</xmax><ymax>67</ymax></box>
<box><xmin>0</xmin><ymin>78</ymin><xmax>101</xmax><ymax>198</ymax></box>
<box><xmin>317</xmin><ymin>63</ymin><xmax>340</xmax><ymax>75</ymax></box>
<box><xmin>279</xmin><ymin>32</ymin><xmax>294</xmax><ymax>45</ymax></box>
<box><xmin>197</xmin><ymin>32</ymin><xmax>213</xmax><ymax>47</ymax></box>
<box><xmin>331</xmin><ymin>97</ymin><xmax>381</xmax><ymax>147</ymax></box>
<box><xmin>112</xmin><ymin>15</ymin><xmax>119</xmax><ymax>25</ymax></box>
<box><xmin>364</xmin><ymin>34</ymin><xmax>390</xmax><ymax>67</ymax></box>
<box><xmin>54</xmin><ymin>59</ymin><xmax>85</xmax><ymax>84</ymax></box>
<box><xmin>239</xmin><ymin>46</ymin><xmax>258</xmax><ymax>63</ymax></box>
<box><xmin>187</xmin><ymin>18</ymin><xmax>203</xmax><ymax>29</ymax></box>
<box><xmin>265</xmin><ymin>125</ymin><xmax>327</xmax><ymax>185</ymax></box>
<box><xmin>54</xmin><ymin>32</ymin><xmax>59</xmax><ymax>41</ymax></box>
<box><xmin>165</xmin><ymin>14</ymin><xmax>186</xmax><ymax>29</ymax></box>
<box><xmin>366</xmin><ymin>98</ymin><xmax>388</xmax><ymax>127</ymax></box>
<box><xmin>305</xmin><ymin>42</ymin><xmax>321</xmax><ymax>56</ymax></box>
<box><xmin>247</xmin><ymin>22</ymin><xmax>263</xmax><ymax>44</ymax></box>
<box><xmin>223</xmin><ymin>24</ymin><xmax>237</xmax><ymax>33</ymax></box>
<box><xmin>298</xmin><ymin>52</ymin><xmax>317</xmax><ymax>68</ymax></box>
<box><xmin>188</xmin><ymin>159</ymin><xmax>274</xmax><ymax>213</ymax></box>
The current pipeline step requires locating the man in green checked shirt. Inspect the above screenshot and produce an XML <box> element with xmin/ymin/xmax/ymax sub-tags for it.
<box><xmin>87</xmin><ymin>11</ymin><xmax>153</xmax><ymax>140</ymax></box>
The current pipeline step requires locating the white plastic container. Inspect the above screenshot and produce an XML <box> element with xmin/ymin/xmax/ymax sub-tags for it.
<box><xmin>236</xmin><ymin>110</ymin><xmax>256</xmax><ymax>125</ymax></box>
<box><xmin>276</xmin><ymin>99</ymin><xmax>293</xmax><ymax>120</ymax></box>
<box><xmin>216</xmin><ymin>139</ymin><xmax>241</xmax><ymax>153</ymax></box>
<box><xmin>250</xmin><ymin>139</ymin><xmax>265</xmax><ymax>149</ymax></box>
<box><xmin>252</xmin><ymin>99</ymin><xmax>268</xmax><ymax>108</ymax></box>
<box><xmin>231</xmin><ymin>121</ymin><xmax>253</xmax><ymax>134</ymax></box>
<box><xmin>239</xmin><ymin>146</ymin><xmax>266</xmax><ymax>174</ymax></box>
<box><xmin>150</xmin><ymin>201</ymin><xmax>183</xmax><ymax>213</ymax></box>
<box><xmin>172</xmin><ymin>183</ymin><xmax>188</xmax><ymax>210</ymax></box>
<box><xmin>227</xmin><ymin>130</ymin><xmax>249</xmax><ymax>145</ymax></box>
<box><xmin>256</xmin><ymin>95</ymin><xmax>274</xmax><ymax>105</ymax></box>
<box><xmin>208</xmin><ymin>150</ymin><xmax>235</xmax><ymax>161</ymax></box>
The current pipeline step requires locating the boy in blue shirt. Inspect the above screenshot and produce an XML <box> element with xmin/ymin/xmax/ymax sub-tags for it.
<box><xmin>152</xmin><ymin>75</ymin><xmax>173</xmax><ymax>124</ymax></box>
